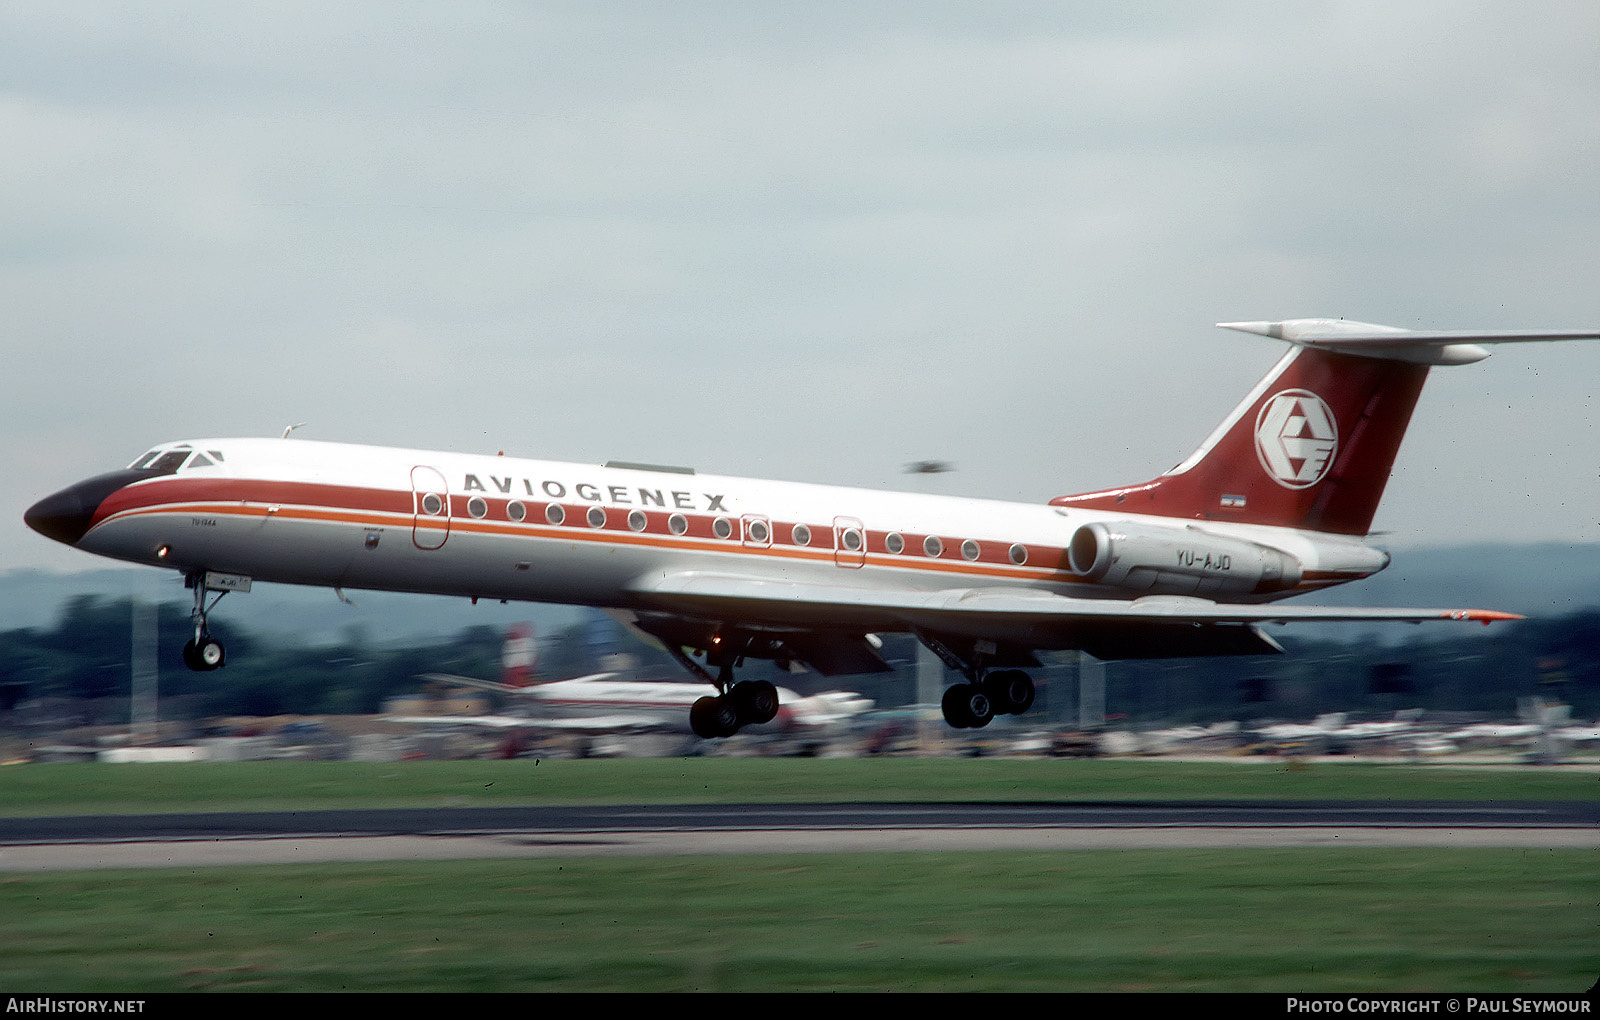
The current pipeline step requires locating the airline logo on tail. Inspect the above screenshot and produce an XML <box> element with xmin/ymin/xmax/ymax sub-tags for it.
<box><xmin>1255</xmin><ymin>389</ymin><xmax>1339</xmax><ymax>489</ymax></box>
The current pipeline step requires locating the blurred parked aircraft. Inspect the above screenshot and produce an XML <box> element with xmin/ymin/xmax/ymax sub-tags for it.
<box><xmin>396</xmin><ymin>623</ymin><xmax>872</xmax><ymax>739</ymax></box>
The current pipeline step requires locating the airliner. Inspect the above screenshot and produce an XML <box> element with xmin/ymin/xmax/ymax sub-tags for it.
<box><xmin>25</xmin><ymin>318</ymin><xmax>1597</xmax><ymax>738</ymax></box>
<box><xmin>405</xmin><ymin>623</ymin><xmax>872</xmax><ymax>737</ymax></box>
<box><xmin>412</xmin><ymin>669</ymin><xmax>874</xmax><ymax>739</ymax></box>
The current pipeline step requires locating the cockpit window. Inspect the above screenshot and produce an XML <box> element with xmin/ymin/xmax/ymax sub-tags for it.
<box><xmin>149</xmin><ymin>450</ymin><xmax>192</xmax><ymax>472</ymax></box>
<box><xmin>128</xmin><ymin>444</ymin><xmax>223</xmax><ymax>474</ymax></box>
<box><xmin>129</xmin><ymin>445</ymin><xmax>196</xmax><ymax>473</ymax></box>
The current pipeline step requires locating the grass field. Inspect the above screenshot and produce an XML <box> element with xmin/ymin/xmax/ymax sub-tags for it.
<box><xmin>0</xmin><ymin>758</ymin><xmax>1594</xmax><ymax>992</ymax></box>
<box><xmin>0</xmin><ymin>756</ymin><xmax>1595</xmax><ymax>815</ymax></box>
<box><xmin>1</xmin><ymin>849</ymin><xmax>1593</xmax><ymax>992</ymax></box>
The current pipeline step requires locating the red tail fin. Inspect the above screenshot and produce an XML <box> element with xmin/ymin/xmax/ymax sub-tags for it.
<box><xmin>1055</xmin><ymin>319</ymin><xmax>1598</xmax><ymax>535</ymax></box>
<box><xmin>1052</xmin><ymin>345</ymin><xmax>1428</xmax><ymax>536</ymax></box>
<box><xmin>500</xmin><ymin>624</ymin><xmax>538</xmax><ymax>689</ymax></box>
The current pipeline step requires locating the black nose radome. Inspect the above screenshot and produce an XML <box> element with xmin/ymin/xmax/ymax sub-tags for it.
<box><xmin>25</xmin><ymin>469</ymin><xmax>157</xmax><ymax>546</ymax></box>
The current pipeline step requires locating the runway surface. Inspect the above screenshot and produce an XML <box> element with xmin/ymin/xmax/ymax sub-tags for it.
<box><xmin>0</xmin><ymin>800</ymin><xmax>1594</xmax><ymax>870</ymax></box>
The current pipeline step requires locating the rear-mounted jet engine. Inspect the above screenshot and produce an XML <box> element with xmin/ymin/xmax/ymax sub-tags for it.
<box><xmin>1067</xmin><ymin>520</ymin><xmax>1303</xmax><ymax>596</ymax></box>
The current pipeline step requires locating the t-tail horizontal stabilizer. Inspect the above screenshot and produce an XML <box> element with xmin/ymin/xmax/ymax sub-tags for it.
<box><xmin>1218</xmin><ymin>319</ymin><xmax>1600</xmax><ymax>366</ymax></box>
<box><xmin>1055</xmin><ymin>318</ymin><xmax>1598</xmax><ymax>535</ymax></box>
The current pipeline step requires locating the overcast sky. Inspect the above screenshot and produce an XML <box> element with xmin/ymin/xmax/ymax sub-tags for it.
<box><xmin>5</xmin><ymin>2</ymin><xmax>1598</xmax><ymax>575</ymax></box>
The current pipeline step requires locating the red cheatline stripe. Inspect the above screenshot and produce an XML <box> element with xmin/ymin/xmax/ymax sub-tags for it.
<box><xmin>89</xmin><ymin>478</ymin><xmax>1078</xmax><ymax>584</ymax></box>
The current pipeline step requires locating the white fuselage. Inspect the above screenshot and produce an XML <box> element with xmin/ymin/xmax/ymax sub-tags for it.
<box><xmin>74</xmin><ymin>437</ymin><xmax>1388</xmax><ymax>637</ymax></box>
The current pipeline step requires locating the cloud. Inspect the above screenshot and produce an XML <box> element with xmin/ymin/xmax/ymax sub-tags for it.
<box><xmin>4</xmin><ymin>2</ymin><xmax>1598</xmax><ymax>572</ymax></box>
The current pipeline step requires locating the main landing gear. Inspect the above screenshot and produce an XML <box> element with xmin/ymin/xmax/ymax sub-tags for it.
<box><xmin>671</xmin><ymin>641</ymin><xmax>781</xmax><ymax>739</ymax></box>
<box><xmin>940</xmin><ymin>668</ymin><xmax>1036</xmax><ymax>729</ymax></box>
<box><xmin>181</xmin><ymin>571</ymin><xmax>243</xmax><ymax>672</ymax></box>
<box><xmin>919</xmin><ymin>632</ymin><xmax>1036</xmax><ymax>730</ymax></box>
<box><xmin>689</xmin><ymin>679</ymin><xmax>779</xmax><ymax>740</ymax></box>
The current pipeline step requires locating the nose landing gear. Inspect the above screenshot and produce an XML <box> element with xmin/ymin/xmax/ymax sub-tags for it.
<box><xmin>182</xmin><ymin>571</ymin><xmax>249</xmax><ymax>672</ymax></box>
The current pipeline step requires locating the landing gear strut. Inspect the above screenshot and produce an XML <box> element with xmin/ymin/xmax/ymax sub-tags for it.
<box><xmin>182</xmin><ymin>572</ymin><xmax>229</xmax><ymax>672</ymax></box>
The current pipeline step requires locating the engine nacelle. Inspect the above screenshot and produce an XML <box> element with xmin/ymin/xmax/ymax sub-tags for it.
<box><xmin>1067</xmin><ymin>520</ymin><xmax>1303</xmax><ymax>596</ymax></box>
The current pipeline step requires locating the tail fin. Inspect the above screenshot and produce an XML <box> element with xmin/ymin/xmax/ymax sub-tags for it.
<box><xmin>1051</xmin><ymin>319</ymin><xmax>1599</xmax><ymax>536</ymax></box>
<box><xmin>500</xmin><ymin>624</ymin><xmax>537</xmax><ymax>689</ymax></box>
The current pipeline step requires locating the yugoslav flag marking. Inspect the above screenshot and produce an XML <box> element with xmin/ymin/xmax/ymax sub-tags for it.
<box><xmin>1255</xmin><ymin>389</ymin><xmax>1338</xmax><ymax>489</ymax></box>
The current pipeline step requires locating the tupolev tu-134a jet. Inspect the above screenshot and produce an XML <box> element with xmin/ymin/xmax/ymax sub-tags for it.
<box><xmin>25</xmin><ymin>318</ymin><xmax>1599</xmax><ymax>738</ymax></box>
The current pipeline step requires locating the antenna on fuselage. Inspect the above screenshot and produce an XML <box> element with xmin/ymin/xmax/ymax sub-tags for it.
<box><xmin>282</xmin><ymin>422</ymin><xmax>308</xmax><ymax>439</ymax></box>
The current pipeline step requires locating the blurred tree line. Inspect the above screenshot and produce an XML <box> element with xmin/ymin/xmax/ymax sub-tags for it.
<box><xmin>0</xmin><ymin>595</ymin><xmax>503</xmax><ymax>720</ymax></box>
<box><xmin>0</xmin><ymin>594</ymin><xmax>1594</xmax><ymax>723</ymax></box>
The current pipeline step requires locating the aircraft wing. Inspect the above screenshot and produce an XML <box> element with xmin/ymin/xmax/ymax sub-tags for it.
<box><xmin>630</xmin><ymin>569</ymin><xmax>1518</xmax><ymax>624</ymax></box>
<box><xmin>628</xmin><ymin>570</ymin><xmax>1518</xmax><ymax>661</ymax></box>
<box><xmin>385</xmin><ymin>714</ymin><xmax>530</xmax><ymax>730</ymax></box>
<box><xmin>387</xmin><ymin>711</ymin><xmax>670</xmax><ymax>733</ymax></box>
<box><xmin>511</xmin><ymin>714</ymin><xmax>668</xmax><ymax>733</ymax></box>
<box><xmin>420</xmin><ymin>671</ymin><xmax>622</xmax><ymax>696</ymax></box>
<box><xmin>420</xmin><ymin>672</ymin><xmax>528</xmax><ymax>695</ymax></box>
